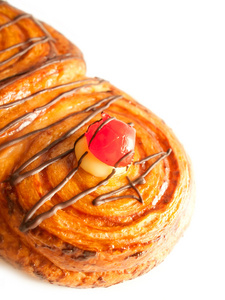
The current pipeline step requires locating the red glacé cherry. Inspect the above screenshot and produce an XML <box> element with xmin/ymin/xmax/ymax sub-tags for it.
<box><xmin>85</xmin><ymin>112</ymin><xmax>136</xmax><ymax>167</ymax></box>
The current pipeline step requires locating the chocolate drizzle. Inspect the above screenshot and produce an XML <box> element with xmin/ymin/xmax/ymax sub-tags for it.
<box><xmin>126</xmin><ymin>175</ymin><xmax>143</xmax><ymax>203</ymax></box>
<box><xmin>0</xmin><ymin>36</ymin><xmax>53</xmax><ymax>67</ymax></box>
<box><xmin>0</xmin><ymin>7</ymin><xmax>172</xmax><ymax>233</ymax></box>
<box><xmin>0</xmin><ymin>77</ymin><xmax>100</xmax><ymax>109</ymax></box>
<box><xmin>0</xmin><ymin>13</ymin><xmax>32</xmax><ymax>30</ymax></box>
<box><xmin>0</xmin><ymin>53</ymin><xmax>80</xmax><ymax>88</ymax></box>
<box><xmin>0</xmin><ymin>12</ymin><xmax>56</xmax><ymax>73</ymax></box>
<box><xmin>0</xmin><ymin>11</ymin><xmax>82</xmax><ymax>87</ymax></box>
<box><xmin>12</xmin><ymin>148</ymin><xmax>74</xmax><ymax>185</ymax></box>
<box><xmin>0</xmin><ymin>12</ymin><xmax>81</xmax><ymax>86</ymax></box>
<box><xmin>92</xmin><ymin>149</ymin><xmax>172</xmax><ymax>206</ymax></box>
<box><xmin>19</xmin><ymin>167</ymin><xmax>116</xmax><ymax>233</ymax></box>
<box><xmin>0</xmin><ymin>78</ymin><xmax>105</xmax><ymax>136</ymax></box>
<box><xmin>20</xmin><ymin>151</ymin><xmax>88</xmax><ymax>231</ymax></box>
<box><xmin>0</xmin><ymin>37</ymin><xmax>48</xmax><ymax>55</ymax></box>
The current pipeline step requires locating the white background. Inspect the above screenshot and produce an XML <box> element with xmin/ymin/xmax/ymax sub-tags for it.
<box><xmin>1</xmin><ymin>0</ymin><xmax>225</xmax><ymax>299</ymax></box>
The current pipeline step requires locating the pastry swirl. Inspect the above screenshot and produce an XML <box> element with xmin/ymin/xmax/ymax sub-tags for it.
<box><xmin>0</xmin><ymin>2</ymin><xmax>194</xmax><ymax>288</ymax></box>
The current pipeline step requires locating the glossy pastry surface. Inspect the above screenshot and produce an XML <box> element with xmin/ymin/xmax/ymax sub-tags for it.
<box><xmin>0</xmin><ymin>2</ymin><xmax>194</xmax><ymax>288</ymax></box>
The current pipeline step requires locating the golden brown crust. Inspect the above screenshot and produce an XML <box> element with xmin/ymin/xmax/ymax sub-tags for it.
<box><xmin>0</xmin><ymin>2</ymin><xmax>194</xmax><ymax>287</ymax></box>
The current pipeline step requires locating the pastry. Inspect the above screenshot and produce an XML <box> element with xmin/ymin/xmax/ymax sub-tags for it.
<box><xmin>0</xmin><ymin>1</ymin><xmax>194</xmax><ymax>288</ymax></box>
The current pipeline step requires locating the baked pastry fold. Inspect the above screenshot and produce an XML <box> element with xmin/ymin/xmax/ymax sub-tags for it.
<box><xmin>0</xmin><ymin>1</ymin><xmax>194</xmax><ymax>288</ymax></box>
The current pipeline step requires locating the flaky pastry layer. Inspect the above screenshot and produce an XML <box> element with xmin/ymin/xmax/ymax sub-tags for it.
<box><xmin>0</xmin><ymin>1</ymin><xmax>194</xmax><ymax>288</ymax></box>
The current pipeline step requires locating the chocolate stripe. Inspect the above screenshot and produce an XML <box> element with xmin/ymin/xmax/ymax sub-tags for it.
<box><xmin>0</xmin><ymin>54</ymin><xmax>81</xmax><ymax>89</ymax></box>
<box><xmin>0</xmin><ymin>37</ymin><xmax>46</xmax><ymax>54</ymax></box>
<box><xmin>0</xmin><ymin>36</ymin><xmax>52</xmax><ymax>67</ymax></box>
<box><xmin>30</xmin><ymin>16</ymin><xmax>57</xmax><ymax>58</ymax></box>
<box><xmin>0</xmin><ymin>13</ymin><xmax>31</xmax><ymax>30</ymax></box>
<box><xmin>0</xmin><ymin>78</ymin><xmax>100</xmax><ymax>109</ymax></box>
<box><xmin>21</xmin><ymin>151</ymin><xmax>88</xmax><ymax>225</ymax></box>
<box><xmin>93</xmin><ymin>149</ymin><xmax>172</xmax><ymax>206</ymax></box>
<box><xmin>0</xmin><ymin>94</ymin><xmax>111</xmax><ymax>152</ymax></box>
<box><xmin>11</xmin><ymin>148</ymin><xmax>74</xmax><ymax>186</ymax></box>
<box><xmin>0</xmin><ymin>79</ymin><xmax>104</xmax><ymax>136</ymax></box>
<box><xmin>126</xmin><ymin>176</ymin><xmax>143</xmax><ymax>203</ymax></box>
<box><xmin>20</xmin><ymin>167</ymin><xmax>116</xmax><ymax>232</ymax></box>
